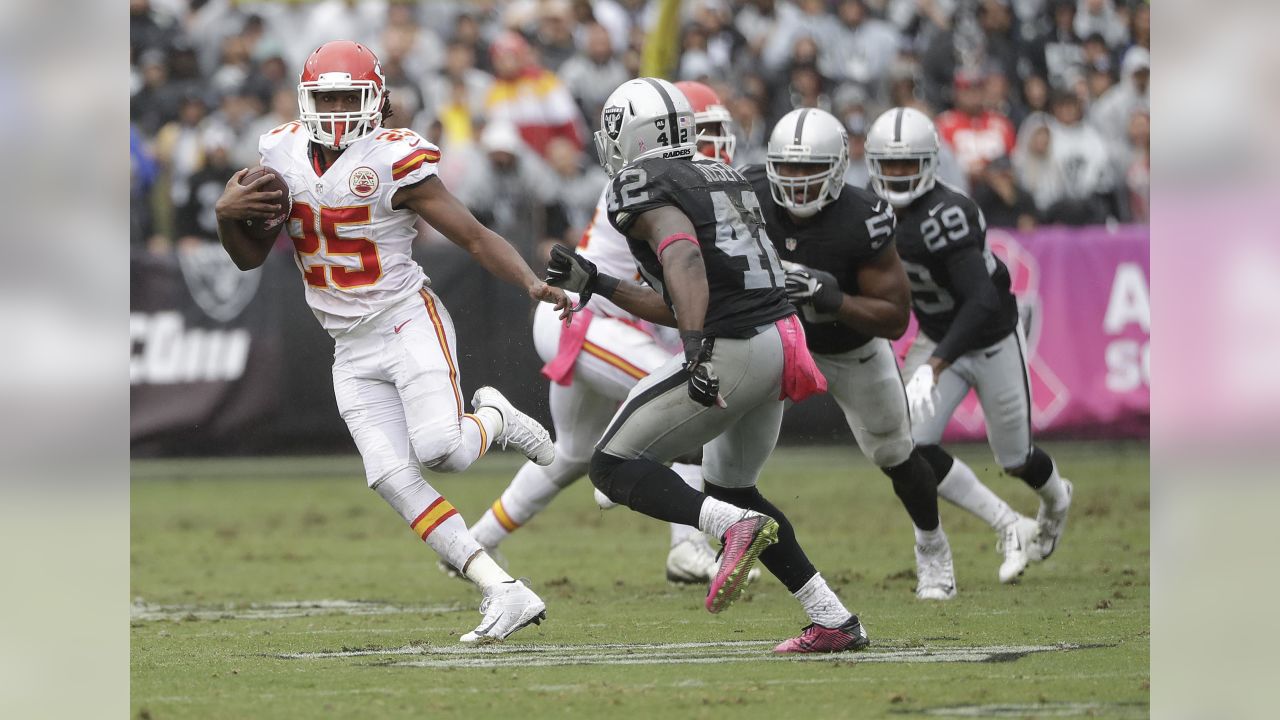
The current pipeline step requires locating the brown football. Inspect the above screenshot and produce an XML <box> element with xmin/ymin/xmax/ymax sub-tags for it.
<box><xmin>239</xmin><ymin>166</ymin><xmax>292</xmax><ymax>242</ymax></box>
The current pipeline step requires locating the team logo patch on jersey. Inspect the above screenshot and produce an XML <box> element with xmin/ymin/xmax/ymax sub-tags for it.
<box><xmin>349</xmin><ymin>167</ymin><xmax>379</xmax><ymax>197</ymax></box>
<box><xmin>785</xmin><ymin>237</ymin><xmax>797</xmax><ymax>251</ymax></box>
<box><xmin>602</xmin><ymin>107</ymin><xmax>625</xmax><ymax>140</ymax></box>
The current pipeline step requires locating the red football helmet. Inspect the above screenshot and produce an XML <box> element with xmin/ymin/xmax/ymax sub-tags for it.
<box><xmin>298</xmin><ymin>41</ymin><xmax>386</xmax><ymax>149</ymax></box>
<box><xmin>675</xmin><ymin>81</ymin><xmax>736</xmax><ymax>164</ymax></box>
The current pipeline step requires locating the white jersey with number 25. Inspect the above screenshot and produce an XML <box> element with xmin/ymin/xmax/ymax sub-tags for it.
<box><xmin>259</xmin><ymin>122</ymin><xmax>440</xmax><ymax>334</ymax></box>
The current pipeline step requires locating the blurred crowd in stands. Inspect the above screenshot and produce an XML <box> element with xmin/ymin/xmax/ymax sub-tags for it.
<box><xmin>131</xmin><ymin>0</ymin><xmax>1150</xmax><ymax>259</ymax></box>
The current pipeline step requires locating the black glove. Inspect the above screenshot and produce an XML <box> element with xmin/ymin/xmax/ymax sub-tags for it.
<box><xmin>546</xmin><ymin>244</ymin><xmax>619</xmax><ymax>312</ymax></box>
<box><xmin>783</xmin><ymin>263</ymin><xmax>844</xmax><ymax>314</ymax></box>
<box><xmin>681</xmin><ymin>331</ymin><xmax>720</xmax><ymax>407</ymax></box>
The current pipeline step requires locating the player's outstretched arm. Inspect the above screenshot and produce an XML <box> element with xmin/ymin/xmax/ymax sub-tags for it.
<box><xmin>215</xmin><ymin>168</ymin><xmax>284</xmax><ymax>271</ymax></box>
<box><xmin>630</xmin><ymin>206</ymin><xmax>709</xmax><ymax>338</ymax></box>
<box><xmin>396</xmin><ymin>176</ymin><xmax>568</xmax><ymax>308</ymax></box>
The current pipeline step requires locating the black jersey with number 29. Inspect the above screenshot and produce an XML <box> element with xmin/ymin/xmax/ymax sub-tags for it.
<box><xmin>606</xmin><ymin>155</ymin><xmax>795</xmax><ymax>338</ymax></box>
<box><xmin>894</xmin><ymin>182</ymin><xmax>1020</xmax><ymax>356</ymax></box>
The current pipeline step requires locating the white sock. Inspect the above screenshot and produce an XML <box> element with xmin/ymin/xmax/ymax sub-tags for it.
<box><xmin>1035</xmin><ymin>462</ymin><xmax>1070</xmax><ymax>511</ymax></box>
<box><xmin>914</xmin><ymin>524</ymin><xmax>946</xmax><ymax>548</ymax></box>
<box><xmin>464</xmin><ymin>550</ymin><xmax>514</xmax><ymax>592</ymax></box>
<box><xmin>670</xmin><ymin>462</ymin><xmax>704</xmax><ymax>546</ymax></box>
<box><xmin>471</xmin><ymin>457</ymin><xmax>587</xmax><ymax>548</ymax></box>
<box><xmin>474</xmin><ymin>406</ymin><xmax>503</xmax><ymax>439</ymax></box>
<box><xmin>698</xmin><ymin>497</ymin><xmax>749</xmax><ymax>539</ymax></box>
<box><xmin>793</xmin><ymin>573</ymin><xmax>852</xmax><ymax>628</ymax></box>
<box><xmin>937</xmin><ymin>458</ymin><xmax>1018</xmax><ymax>531</ymax></box>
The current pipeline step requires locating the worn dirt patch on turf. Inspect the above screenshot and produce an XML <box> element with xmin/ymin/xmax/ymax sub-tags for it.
<box><xmin>275</xmin><ymin>640</ymin><xmax>1099</xmax><ymax>668</ymax></box>
<box><xmin>904</xmin><ymin>701</ymin><xmax>1149</xmax><ymax>717</ymax></box>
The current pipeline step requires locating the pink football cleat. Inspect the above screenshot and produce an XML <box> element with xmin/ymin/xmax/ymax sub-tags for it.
<box><xmin>705</xmin><ymin>514</ymin><xmax>778</xmax><ymax>613</ymax></box>
<box><xmin>773</xmin><ymin>615</ymin><xmax>870</xmax><ymax>654</ymax></box>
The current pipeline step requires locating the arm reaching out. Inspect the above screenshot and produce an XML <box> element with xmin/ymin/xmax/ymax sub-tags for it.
<box><xmin>395</xmin><ymin>176</ymin><xmax>569</xmax><ymax>310</ymax></box>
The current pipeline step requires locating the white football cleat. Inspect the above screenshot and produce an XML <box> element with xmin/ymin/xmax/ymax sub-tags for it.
<box><xmin>593</xmin><ymin>488</ymin><xmax>618</xmax><ymax>510</ymax></box>
<box><xmin>915</xmin><ymin>531</ymin><xmax>957</xmax><ymax>600</ymax></box>
<box><xmin>1036</xmin><ymin>478</ymin><xmax>1074</xmax><ymax>559</ymax></box>
<box><xmin>997</xmin><ymin>516</ymin><xmax>1042</xmax><ymax>583</ymax></box>
<box><xmin>472</xmin><ymin>387</ymin><xmax>555</xmax><ymax>466</ymax></box>
<box><xmin>459</xmin><ymin>579</ymin><xmax>547</xmax><ymax>643</ymax></box>
<box><xmin>666</xmin><ymin>535</ymin><xmax>761</xmax><ymax>585</ymax></box>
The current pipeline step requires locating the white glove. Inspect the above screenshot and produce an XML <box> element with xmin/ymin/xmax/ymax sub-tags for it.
<box><xmin>593</xmin><ymin>488</ymin><xmax>618</xmax><ymax>510</ymax></box>
<box><xmin>905</xmin><ymin>365</ymin><xmax>940</xmax><ymax>424</ymax></box>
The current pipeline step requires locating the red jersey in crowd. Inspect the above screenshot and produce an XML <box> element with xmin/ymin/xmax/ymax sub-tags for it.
<box><xmin>935</xmin><ymin>110</ymin><xmax>1015</xmax><ymax>175</ymax></box>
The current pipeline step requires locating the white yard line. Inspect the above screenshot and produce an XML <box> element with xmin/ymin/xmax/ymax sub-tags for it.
<box><xmin>130</xmin><ymin>599</ymin><xmax>462</xmax><ymax>622</ymax></box>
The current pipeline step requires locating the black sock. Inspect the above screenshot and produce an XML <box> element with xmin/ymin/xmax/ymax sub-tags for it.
<box><xmin>589</xmin><ymin>452</ymin><xmax>703</xmax><ymax>527</ymax></box>
<box><xmin>703</xmin><ymin>484</ymin><xmax>817</xmax><ymax>594</ymax></box>
<box><xmin>1009</xmin><ymin>445</ymin><xmax>1054</xmax><ymax>489</ymax></box>
<box><xmin>915</xmin><ymin>444</ymin><xmax>955</xmax><ymax>485</ymax></box>
<box><xmin>882</xmin><ymin>449</ymin><xmax>940</xmax><ymax>531</ymax></box>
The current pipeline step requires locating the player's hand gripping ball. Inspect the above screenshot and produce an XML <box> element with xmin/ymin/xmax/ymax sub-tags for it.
<box><xmin>238</xmin><ymin>166</ymin><xmax>292</xmax><ymax>242</ymax></box>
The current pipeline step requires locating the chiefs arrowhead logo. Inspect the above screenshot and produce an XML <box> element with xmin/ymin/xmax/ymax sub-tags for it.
<box><xmin>602</xmin><ymin>107</ymin><xmax>625</xmax><ymax>140</ymax></box>
<box><xmin>350</xmin><ymin>166</ymin><xmax>379</xmax><ymax>198</ymax></box>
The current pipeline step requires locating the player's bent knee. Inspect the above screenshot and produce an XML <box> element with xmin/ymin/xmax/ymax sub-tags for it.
<box><xmin>869</xmin><ymin>435</ymin><xmax>914</xmax><ymax>469</ymax></box>
<box><xmin>414</xmin><ymin>430</ymin><xmax>466</xmax><ymax>474</ymax></box>
<box><xmin>367</xmin><ymin>463</ymin><xmax>419</xmax><ymax>492</ymax></box>
<box><xmin>915</xmin><ymin>444</ymin><xmax>955</xmax><ymax>480</ymax></box>
<box><xmin>588</xmin><ymin>450</ymin><xmax>626</xmax><ymax>499</ymax></box>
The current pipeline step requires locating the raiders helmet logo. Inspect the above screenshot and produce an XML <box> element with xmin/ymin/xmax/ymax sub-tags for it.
<box><xmin>654</xmin><ymin>117</ymin><xmax>666</xmax><ymax>131</ymax></box>
<box><xmin>602</xmin><ymin>107</ymin><xmax>625</xmax><ymax>140</ymax></box>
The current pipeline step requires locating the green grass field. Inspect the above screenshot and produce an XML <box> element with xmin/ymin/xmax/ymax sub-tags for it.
<box><xmin>131</xmin><ymin>442</ymin><xmax>1149</xmax><ymax>719</ymax></box>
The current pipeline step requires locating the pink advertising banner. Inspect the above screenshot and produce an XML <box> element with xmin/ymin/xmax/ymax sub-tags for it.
<box><xmin>893</xmin><ymin>225</ymin><xmax>1150</xmax><ymax>440</ymax></box>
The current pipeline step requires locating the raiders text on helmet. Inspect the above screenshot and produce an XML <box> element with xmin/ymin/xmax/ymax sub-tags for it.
<box><xmin>865</xmin><ymin>107</ymin><xmax>940</xmax><ymax>208</ymax></box>
<box><xmin>594</xmin><ymin>78</ymin><xmax>695</xmax><ymax>177</ymax></box>
<box><xmin>766</xmin><ymin>108</ymin><xmax>850</xmax><ymax>218</ymax></box>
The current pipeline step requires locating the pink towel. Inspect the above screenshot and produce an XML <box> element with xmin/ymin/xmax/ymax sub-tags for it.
<box><xmin>775</xmin><ymin>314</ymin><xmax>827</xmax><ymax>402</ymax></box>
<box><xmin>541</xmin><ymin>308</ymin><xmax>594</xmax><ymax>386</ymax></box>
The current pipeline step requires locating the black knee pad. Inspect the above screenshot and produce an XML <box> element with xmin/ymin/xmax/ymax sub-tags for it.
<box><xmin>1007</xmin><ymin>445</ymin><xmax>1054</xmax><ymax>488</ymax></box>
<box><xmin>915</xmin><ymin>444</ymin><xmax>955</xmax><ymax>484</ymax></box>
<box><xmin>588</xmin><ymin>451</ymin><xmax>626</xmax><ymax>499</ymax></box>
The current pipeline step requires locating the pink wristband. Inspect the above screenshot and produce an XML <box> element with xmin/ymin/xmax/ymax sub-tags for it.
<box><xmin>657</xmin><ymin>232</ymin><xmax>699</xmax><ymax>259</ymax></box>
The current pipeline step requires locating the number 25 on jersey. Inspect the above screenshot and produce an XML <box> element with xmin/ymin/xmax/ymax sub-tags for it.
<box><xmin>288</xmin><ymin>202</ymin><xmax>383</xmax><ymax>289</ymax></box>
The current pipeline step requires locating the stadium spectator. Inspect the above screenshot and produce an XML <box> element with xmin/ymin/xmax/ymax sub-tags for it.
<box><xmin>424</xmin><ymin>42</ymin><xmax>494</xmax><ymax>148</ymax></box>
<box><xmin>1040</xmin><ymin>91</ymin><xmax>1115</xmax><ymax>224</ymax></box>
<box><xmin>689</xmin><ymin>0</ymin><xmax>746</xmax><ymax>79</ymax></box>
<box><xmin>1129</xmin><ymin>1</ymin><xmax>1150</xmax><ymax>51</ymax></box>
<box><xmin>1017</xmin><ymin>73</ymin><xmax>1051</xmax><ymax>128</ymax></box>
<box><xmin>972</xmin><ymin>155</ymin><xmax>1040</xmax><ymax>230</ymax></box>
<box><xmin>1090</xmin><ymin>45</ymin><xmax>1149</xmax><ymax>155</ymax></box>
<box><xmin>835</xmin><ymin>83</ymin><xmax>873</xmax><ymax>190</ymax></box>
<box><xmin>1032</xmin><ymin>0</ymin><xmax>1085</xmax><ymax>91</ymax></box>
<box><xmin>238</xmin><ymin>87</ymin><xmax>296</xmax><ymax>168</ymax></box>
<box><xmin>451</xmin><ymin>121</ymin><xmax>558</xmax><ymax>258</ymax></box>
<box><xmin>540</xmin><ymin>135</ymin><xmax>608</xmax><ymax>257</ymax></box>
<box><xmin>152</xmin><ymin>93</ymin><xmax>211</xmax><ymax>239</ymax></box>
<box><xmin>1012</xmin><ymin>112</ymin><xmax>1064</xmax><ymax>214</ymax></box>
<box><xmin>174</xmin><ymin>125</ymin><xmax>237</xmax><ymax>249</ymax></box>
<box><xmin>1073</xmin><ymin>0</ymin><xmax>1129</xmax><ymax>49</ymax></box>
<box><xmin>559</xmin><ymin>23</ymin><xmax>629</xmax><ymax>134</ymax></box>
<box><xmin>935</xmin><ymin>69</ymin><xmax>1017</xmax><ymax>181</ymax></box>
<box><xmin>760</xmin><ymin>0</ymin><xmax>831</xmax><ymax>78</ymax></box>
<box><xmin>131</xmin><ymin>124</ymin><xmax>158</xmax><ymax>249</ymax></box>
<box><xmin>822</xmin><ymin>0</ymin><xmax>902</xmax><ymax>101</ymax></box>
<box><xmin>530</xmin><ymin>0</ymin><xmax>578</xmax><ymax>72</ymax></box>
<box><xmin>130</xmin><ymin>0</ymin><xmax>175</xmax><ymax>60</ymax></box>
<box><xmin>484</xmin><ymin>30</ymin><xmax>585</xmax><ymax>158</ymax></box>
<box><xmin>1122</xmin><ymin>110</ymin><xmax>1149</xmax><ymax>223</ymax></box>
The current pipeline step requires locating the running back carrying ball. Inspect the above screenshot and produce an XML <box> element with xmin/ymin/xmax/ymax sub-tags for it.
<box><xmin>238</xmin><ymin>166</ymin><xmax>291</xmax><ymax>241</ymax></box>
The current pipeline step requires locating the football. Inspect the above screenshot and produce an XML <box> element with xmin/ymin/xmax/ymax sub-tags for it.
<box><xmin>239</xmin><ymin>165</ymin><xmax>292</xmax><ymax>242</ymax></box>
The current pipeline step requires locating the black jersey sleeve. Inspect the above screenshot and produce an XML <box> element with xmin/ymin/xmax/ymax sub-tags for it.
<box><xmin>931</xmin><ymin>245</ymin><xmax>1005</xmax><ymax>362</ymax></box>
<box><xmin>922</xmin><ymin>199</ymin><xmax>1003</xmax><ymax>362</ymax></box>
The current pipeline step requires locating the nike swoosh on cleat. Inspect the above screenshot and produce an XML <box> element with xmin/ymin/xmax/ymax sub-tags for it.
<box><xmin>475</xmin><ymin>613</ymin><xmax>503</xmax><ymax>637</ymax></box>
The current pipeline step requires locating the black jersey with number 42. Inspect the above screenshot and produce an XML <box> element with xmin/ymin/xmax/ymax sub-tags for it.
<box><xmin>606</xmin><ymin>155</ymin><xmax>795</xmax><ymax>338</ymax></box>
<box><xmin>743</xmin><ymin>164</ymin><xmax>897</xmax><ymax>354</ymax></box>
<box><xmin>894</xmin><ymin>182</ymin><xmax>1020</xmax><ymax>360</ymax></box>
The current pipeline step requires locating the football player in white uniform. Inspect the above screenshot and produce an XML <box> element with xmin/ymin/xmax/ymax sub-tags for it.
<box><xmin>466</xmin><ymin>82</ymin><xmax>742</xmax><ymax>584</ymax></box>
<box><xmin>214</xmin><ymin>41</ymin><xmax>569</xmax><ymax>643</ymax></box>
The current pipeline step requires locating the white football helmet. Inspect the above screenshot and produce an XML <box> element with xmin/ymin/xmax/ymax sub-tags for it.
<box><xmin>865</xmin><ymin>107</ymin><xmax>939</xmax><ymax>208</ymax></box>
<box><xmin>766</xmin><ymin>108</ymin><xmax>849</xmax><ymax>218</ymax></box>
<box><xmin>595</xmin><ymin>78</ymin><xmax>696</xmax><ymax>177</ymax></box>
